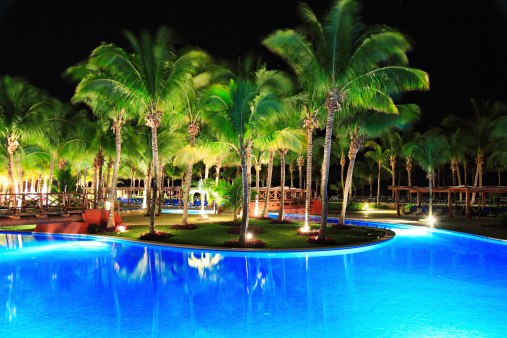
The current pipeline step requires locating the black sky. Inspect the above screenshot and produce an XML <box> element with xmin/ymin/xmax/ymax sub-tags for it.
<box><xmin>1</xmin><ymin>0</ymin><xmax>506</xmax><ymax>130</ymax></box>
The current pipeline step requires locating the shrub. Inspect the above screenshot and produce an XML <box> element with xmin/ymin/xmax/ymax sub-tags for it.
<box><xmin>140</xmin><ymin>231</ymin><xmax>172</xmax><ymax>240</ymax></box>
<box><xmin>224</xmin><ymin>239</ymin><xmax>266</xmax><ymax>248</ymax></box>
<box><xmin>308</xmin><ymin>236</ymin><xmax>337</xmax><ymax>245</ymax></box>
<box><xmin>227</xmin><ymin>226</ymin><xmax>262</xmax><ymax>235</ymax></box>
<box><xmin>171</xmin><ymin>224</ymin><xmax>198</xmax><ymax>230</ymax></box>
<box><xmin>331</xmin><ymin>224</ymin><xmax>353</xmax><ymax>230</ymax></box>
<box><xmin>296</xmin><ymin>229</ymin><xmax>319</xmax><ymax>236</ymax></box>
<box><xmin>498</xmin><ymin>213</ymin><xmax>507</xmax><ymax>227</ymax></box>
<box><xmin>269</xmin><ymin>219</ymin><xmax>293</xmax><ymax>224</ymax></box>
<box><xmin>87</xmin><ymin>223</ymin><xmax>105</xmax><ymax>234</ymax></box>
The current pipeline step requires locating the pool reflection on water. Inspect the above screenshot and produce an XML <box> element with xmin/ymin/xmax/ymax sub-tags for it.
<box><xmin>1</xmin><ymin>224</ymin><xmax>506</xmax><ymax>337</ymax></box>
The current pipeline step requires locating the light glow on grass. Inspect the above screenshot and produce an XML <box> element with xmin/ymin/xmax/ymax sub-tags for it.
<box><xmin>246</xmin><ymin>233</ymin><xmax>253</xmax><ymax>240</ymax></box>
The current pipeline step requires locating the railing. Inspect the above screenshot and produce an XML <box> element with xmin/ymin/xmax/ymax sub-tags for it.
<box><xmin>256</xmin><ymin>187</ymin><xmax>319</xmax><ymax>202</ymax></box>
<box><xmin>0</xmin><ymin>192</ymin><xmax>120</xmax><ymax>218</ymax></box>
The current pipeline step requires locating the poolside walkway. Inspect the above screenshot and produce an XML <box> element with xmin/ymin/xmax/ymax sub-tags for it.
<box><xmin>331</xmin><ymin>209</ymin><xmax>507</xmax><ymax>241</ymax></box>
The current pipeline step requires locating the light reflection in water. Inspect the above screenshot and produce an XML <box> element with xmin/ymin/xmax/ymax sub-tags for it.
<box><xmin>0</xmin><ymin>229</ymin><xmax>506</xmax><ymax>337</ymax></box>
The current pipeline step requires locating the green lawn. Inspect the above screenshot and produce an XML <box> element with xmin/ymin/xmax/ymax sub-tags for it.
<box><xmin>0</xmin><ymin>213</ymin><xmax>386</xmax><ymax>249</ymax></box>
<box><xmin>105</xmin><ymin>214</ymin><xmax>385</xmax><ymax>249</ymax></box>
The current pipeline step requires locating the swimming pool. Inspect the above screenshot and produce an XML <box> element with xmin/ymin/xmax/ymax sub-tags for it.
<box><xmin>1</xmin><ymin>221</ymin><xmax>506</xmax><ymax>337</ymax></box>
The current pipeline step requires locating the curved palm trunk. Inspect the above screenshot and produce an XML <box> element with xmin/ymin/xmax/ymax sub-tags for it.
<box><xmin>261</xmin><ymin>150</ymin><xmax>274</xmax><ymax>218</ymax></box>
<box><xmin>339</xmin><ymin>130</ymin><xmax>361</xmax><ymax>226</ymax></box>
<box><xmin>340</xmin><ymin>156</ymin><xmax>346</xmax><ymax>198</ymax></box>
<box><xmin>376</xmin><ymin>162</ymin><xmax>381</xmax><ymax>205</ymax></box>
<box><xmin>107</xmin><ymin>111</ymin><xmax>124</xmax><ymax>227</ymax></box>
<box><xmin>277</xmin><ymin>149</ymin><xmax>287</xmax><ymax>221</ymax></box>
<box><xmin>238</xmin><ymin>148</ymin><xmax>249</xmax><ymax>245</ymax></box>
<box><xmin>182</xmin><ymin>124</ymin><xmax>199</xmax><ymax>225</ymax></box>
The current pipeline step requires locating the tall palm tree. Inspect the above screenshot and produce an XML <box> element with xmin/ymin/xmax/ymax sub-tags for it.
<box><xmin>202</xmin><ymin>68</ymin><xmax>292</xmax><ymax>244</ymax></box>
<box><xmin>335</xmin><ymin>104</ymin><xmax>420</xmax><ymax>225</ymax></box>
<box><xmin>354</xmin><ymin>157</ymin><xmax>376</xmax><ymax>200</ymax></box>
<box><xmin>444</xmin><ymin>100</ymin><xmax>506</xmax><ymax>204</ymax></box>
<box><xmin>409</xmin><ymin>131</ymin><xmax>449</xmax><ymax>220</ymax></box>
<box><xmin>364</xmin><ymin>141</ymin><xmax>391</xmax><ymax>205</ymax></box>
<box><xmin>264</xmin><ymin>0</ymin><xmax>429</xmax><ymax>240</ymax></box>
<box><xmin>75</xmin><ymin>26</ymin><xmax>209</xmax><ymax>233</ymax></box>
<box><xmin>0</xmin><ymin>76</ymin><xmax>49</xmax><ymax>197</ymax></box>
<box><xmin>381</xmin><ymin>131</ymin><xmax>403</xmax><ymax>198</ymax></box>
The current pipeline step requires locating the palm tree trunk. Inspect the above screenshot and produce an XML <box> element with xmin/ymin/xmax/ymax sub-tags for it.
<box><xmin>390</xmin><ymin>156</ymin><xmax>396</xmax><ymax>198</ymax></box>
<box><xmin>277</xmin><ymin>149</ymin><xmax>287</xmax><ymax>222</ymax></box>
<box><xmin>107</xmin><ymin>112</ymin><xmax>124</xmax><ymax>227</ymax></box>
<box><xmin>181</xmin><ymin>132</ymin><xmax>196</xmax><ymax>225</ymax></box>
<box><xmin>304</xmin><ymin>126</ymin><xmax>314</xmax><ymax>228</ymax></box>
<box><xmin>289</xmin><ymin>165</ymin><xmax>294</xmax><ymax>188</ymax></box>
<box><xmin>471</xmin><ymin>156</ymin><xmax>481</xmax><ymax>204</ymax></box>
<box><xmin>255</xmin><ymin>164</ymin><xmax>261</xmax><ymax>216</ymax></box>
<box><xmin>49</xmin><ymin>159</ymin><xmax>55</xmax><ymax>194</ymax></box>
<box><xmin>369</xmin><ymin>179</ymin><xmax>373</xmax><ymax>199</ymax></box>
<box><xmin>498</xmin><ymin>170</ymin><xmax>502</xmax><ymax>186</ymax></box>
<box><xmin>149</xmin><ymin>128</ymin><xmax>159</xmax><ymax>234</ymax></box>
<box><xmin>428</xmin><ymin>172</ymin><xmax>434</xmax><ymax>219</ymax></box>
<box><xmin>340</xmin><ymin>156</ymin><xmax>346</xmax><ymax>199</ymax></box>
<box><xmin>457</xmin><ymin>163</ymin><xmax>462</xmax><ymax>202</ymax></box>
<box><xmin>239</xmin><ymin>146</ymin><xmax>249</xmax><ymax>245</ymax></box>
<box><xmin>83</xmin><ymin>167</ymin><xmax>88</xmax><ymax>192</ymax></box>
<box><xmin>319</xmin><ymin>90</ymin><xmax>341</xmax><ymax>239</ymax></box>
<box><xmin>261</xmin><ymin>150</ymin><xmax>274</xmax><ymax>218</ymax></box>
<box><xmin>339</xmin><ymin>130</ymin><xmax>361</xmax><ymax>226</ymax></box>
<box><xmin>297</xmin><ymin>157</ymin><xmax>304</xmax><ymax>190</ymax></box>
<box><xmin>377</xmin><ymin>162</ymin><xmax>381</xmax><ymax>205</ymax></box>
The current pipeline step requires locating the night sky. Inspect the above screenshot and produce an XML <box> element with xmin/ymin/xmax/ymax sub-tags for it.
<box><xmin>1</xmin><ymin>0</ymin><xmax>506</xmax><ymax>130</ymax></box>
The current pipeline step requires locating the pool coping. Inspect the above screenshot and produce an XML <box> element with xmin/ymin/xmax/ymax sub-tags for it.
<box><xmin>0</xmin><ymin>225</ymin><xmax>396</xmax><ymax>253</ymax></box>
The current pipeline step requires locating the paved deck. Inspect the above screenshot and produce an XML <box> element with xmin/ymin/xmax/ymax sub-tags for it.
<box><xmin>330</xmin><ymin>209</ymin><xmax>507</xmax><ymax>241</ymax></box>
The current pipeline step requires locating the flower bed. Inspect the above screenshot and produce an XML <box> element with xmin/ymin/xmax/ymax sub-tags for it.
<box><xmin>140</xmin><ymin>231</ymin><xmax>172</xmax><ymax>240</ymax></box>
<box><xmin>224</xmin><ymin>239</ymin><xmax>266</xmax><ymax>248</ymax></box>
<box><xmin>269</xmin><ymin>219</ymin><xmax>293</xmax><ymax>225</ymax></box>
<box><xmin>296</xmin><ymin>229</ymin><xmax>320</xmax><ymax>236</ymax></box>
<box><xmin>331</xmin><ymin>224</ymin><xmax>353</xmax><ymax>230</ymax></box>
<box><xmin>171</xmin><ymin>224</ymin><xmax>198</xmax><ymax>230</ymax></box>
<box><xmin>308</xmin><ymin>235</ymin><xmax>337</xmax><ymax>245</ymax></box>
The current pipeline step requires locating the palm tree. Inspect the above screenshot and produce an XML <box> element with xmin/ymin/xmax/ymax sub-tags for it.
<box><xmin>0</xmin><ymin>76</ymin><xmax>49</xmax><ymax>197</ymax></box>
<box><xmin>354</xmin><ymin>157</ymin><xmax>377</xmax><ymax>200</ymax></box>
<box><xmin>364</xmin><ymin>141</ymin><xmax>391</xmax><ymax>205</ymax></box>
<box><xmin>335</xmin><ymin>104</ymin><xmax>421</xmax><ymax>225</ymax></box>
<box><xmin>487</xmin><ymin>139</ymin><xmax>507</xmax><ymax>186</ymax></box>
<box><xmin>332</xmin><ymin>135</ymin><xmax>351</xmax><ymax>199</ymax></box>
<box><xmin>264</xmin><ymin>0</ymin><xmax>429</xmax><ymax>239</ymax></box>
<box><xmin>409</xmin><ymin>131</ymin><xmax>449</xmax><ymax>220</ymax></box>
<box><xmin>202</xmin><ymin>67</ymin><xmax>292</xmax><ymax>244</ymax></box>
<box><xmin>76</xmin><ymin>26</ymin><xmax>209</xmax><ymax>233</ymax></box>
<box><xmin>381</xmin><ymin>131</ymin><xmax>403</xmax><ymax>198</ymax></box>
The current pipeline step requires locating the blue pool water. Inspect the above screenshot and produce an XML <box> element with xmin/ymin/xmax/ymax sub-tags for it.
<box><xmin>1</xmin><ymin>221</ymin><xmax>507</xmax><ymax>337</ymax></box>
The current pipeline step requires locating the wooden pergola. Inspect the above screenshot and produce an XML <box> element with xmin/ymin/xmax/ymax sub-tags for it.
<box><xmin>388</xmin><ymin>185</ymin><xmax>507</xmax><ymax>219</ymax></box>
